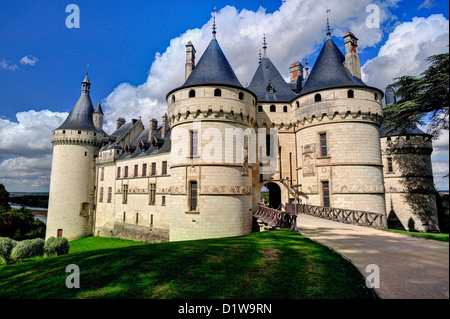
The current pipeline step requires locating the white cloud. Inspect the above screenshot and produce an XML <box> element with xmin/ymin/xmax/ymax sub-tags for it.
<box><xmin>102</xmin><ymin>0</ymin><xmax>398</xmax><ymax>133</ymax></box>
<box><xmin>361</xmin><ymin>14</ymin><xmax>449</xmax><ymax>92</ymax></box>
<box><xmin>0</xmin><ymin>59</ymin><xmax>18</xmax><ymax>71</ymax></box>
<box><xmin>20</xmin><ymin>55</ymin><xmax>39</xmax><ymax>66</ymax></box>
<box><xmin>0</xmin><ymin>110</ymin><xmax>67</xmax><ymax>157</ymax></box>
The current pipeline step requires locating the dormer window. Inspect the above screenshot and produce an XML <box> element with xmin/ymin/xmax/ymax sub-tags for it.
<box><xmin>267</xmin><ymin>84</ymin><xmax>274</xmax><ymax>94</ymax></box>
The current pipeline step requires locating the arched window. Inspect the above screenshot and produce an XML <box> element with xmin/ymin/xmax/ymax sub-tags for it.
<box><xmin>347</xmin><ymin>89</ymin><xmax>354</xmax><ymax>98</ymax></box>
<box><xmin>296</xmin><ymin>101</ymin><xmax>299</xmax><ymax>108</ymax></box>
<box><xmin>283</xmin><ymin>106</ymin><xmax>288</xmax><ymax>113</ymax></box>
<box><xmin>258</xmin><ymin>105</ymin><xmax>263</xmax><ymax>112</ymax></box>
<box><xmin>171</xmin><ymin>95</ymin><xmax>175</xmax><ymax>103</ymax></box>
<box><xmin>238</xmin><ymin>92</ymin><xmax>244</xmax><ymax>100</ymax></box>
<box><xmin>314</xmin><ymin>94</ymin><xmax>322</xmax><ymax>102</ymax></box>
<box><xmin>189</xmin><ymin>90</ymin><xmax>196</xmax><ymax>98</ymax></box>
<box><xmin>374</xmin><ymin>92</ymin><xmax>378</xmax><ymax>101</ymax></box>
<box><xmin>214</xmin><ymin>88</ymin><xmax>222</xmax><ymax>97</ymax></box>
<box><xmin>270</xmin><ymin>105</ymin><xmax>276</xmax><ymax>112</ymax></box>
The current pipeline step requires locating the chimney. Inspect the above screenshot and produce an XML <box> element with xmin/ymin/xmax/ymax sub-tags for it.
<box><xmin>185</xmin><ymin>41</ymin><xmax>196</xmax><ymax>81</ymax></box>
<box><xmin>343</xmin><ymin>30</ymin><xmax>361</xmax><ymax>79</ymax></box>
<box><xmin>289</xmin><ymin>62</ymin><xmax>303</xmax><ymax>83</ymax></box>
<box><xmin>116</xmin><ymin>117</ymin><xmax>125</xmax><ymax>129</ymax></box>
<box><xmin>161</xmin><ymin>113</ymin><xmax>169</xmax><ymax>138</ymax></box>
<box><xmin>149</xmin><ymin>118</ymin><xmax>158</xmax><ymax>141</ymax></box>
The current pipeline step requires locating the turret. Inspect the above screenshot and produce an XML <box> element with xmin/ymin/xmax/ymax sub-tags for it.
<box><xmin>185</xmin><ymin>41</ymin><xmax>196</xmax><ymax>81</ymax></box>
<box><xmin>46</xmin><ymin>71</ymin><xmax>105</xmax><ymax>241</ymax></box>
<box><xmin>93</xmin><ymin>102</ymin><xmax>104</xmax><ymax>131</ymax></box>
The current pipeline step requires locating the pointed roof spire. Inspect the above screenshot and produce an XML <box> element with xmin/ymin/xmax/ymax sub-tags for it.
<box><xmin>212</xmin><ymin>8</ymin><xmax>217</xmax><ymax>39</ymax></box>
<box><xmin>325</xmin><ymin>8</ymin><xmax>332</xmax><ymax>39</ymax></box>
<box><xmin>262</xmin><ymin>34</ymin><xmax>268</xmax><ymax>58</ymax></box>
<box><xmin>81</xmin><ymin>64</ymin><xmax>91</xmax><ymax>94</ymax></box>
<box><xmin>258</xmin><ymin>50</ymin><xmax>262</xmax><ymax>63</ymax></box>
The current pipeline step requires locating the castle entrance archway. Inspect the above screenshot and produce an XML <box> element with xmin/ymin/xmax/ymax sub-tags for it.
<box><xmin>261</xmin><ymin>182</ymin><xmax>282</xmax><ymax>210</ymax></box>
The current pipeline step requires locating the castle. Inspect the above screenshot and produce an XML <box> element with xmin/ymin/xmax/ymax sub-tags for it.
<box><xmin>45</xmin><ymin>22</ymin><xmax>440</xmax><ymax>242</ymax></box>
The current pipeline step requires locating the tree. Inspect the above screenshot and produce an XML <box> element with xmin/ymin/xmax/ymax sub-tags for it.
<box><xmin>0</xmin><ymin>184</ymin><xmax>10</xmax><ymax>212</ymax></box>
<box><xmin>383</xmin><ymin>51</ymin><xmax>449</xmax><ymax>139</ymax></box>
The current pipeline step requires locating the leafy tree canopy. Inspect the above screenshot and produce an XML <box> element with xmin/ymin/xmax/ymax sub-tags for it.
<box><xmin>0</xmin><ymin>184</ymin><xmax>10</xmax><ymax>212</ymax></box>
<box><xmin>383</xmin><ymin>51</ymin><xmax>449</xmax><ymax>139</ymax></box>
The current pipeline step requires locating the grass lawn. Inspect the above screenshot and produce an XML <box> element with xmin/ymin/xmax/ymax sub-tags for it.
<box><xmin>0</xmin><ymin>230</ymin><xmax>374</xmax><ymax>299</ymax></box>
<box><xmin>383</xmin><ymin>229</ymin><xmax>449</xmax><ymax>242</ymax></box>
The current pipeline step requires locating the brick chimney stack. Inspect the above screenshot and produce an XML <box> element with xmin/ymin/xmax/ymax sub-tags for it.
<box><xmin>149</xmin><ymin>118</ymin><xmax>158</xmax><ymax>141</ymax></box>
<box><xmin>161</xmin><ymin>113</ymin><xmax>169</xmax><ymax>138</ymax></box>
<box><xmin>343</xmin><ymin>30</ymin><xmax>361</xmax><ymax>79</ymax></box>
<box><xmin>185</xmin><ymin>41</ymin><xmax>196</xmax><ymax>81</ymax></box>
<box><xmin>289</xmin><ymin>62</ymin><xmax>303</xmax><ymax>83</ymax></box>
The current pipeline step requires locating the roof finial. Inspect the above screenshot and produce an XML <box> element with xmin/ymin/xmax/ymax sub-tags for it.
<box><xmin>262</xmin><ymin>34</ymin><xmax>268</xmax><ymax>58</ymax></box>
<box><xmin>86</xmin><ymin>64</ymin><xmax>89</xmax><ymax>76</ymax></box>
<box><xmin>325</xmin><ymin>8</ymin><xmax>331</xmax><ymax>38</ymax></box>
<box><xmin>212</xmin><ymin>7</ymin><xmax>217</xmax><ymax>39</ymax></box>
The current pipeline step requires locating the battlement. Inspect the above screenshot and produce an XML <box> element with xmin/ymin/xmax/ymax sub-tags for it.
<box><xmin>51</xmin><ymin>129</ymin><xmax>105</xmax><ymax>147</ymax></box>
<box><xmin>167</xmin><ymin>86</ymin><xmax>256</xmax><ymax>127</ymax></box>
<box><xmin>292</xmin><ymin>87</ymin><xmax>383</xmax><ymax>127</ymax></box>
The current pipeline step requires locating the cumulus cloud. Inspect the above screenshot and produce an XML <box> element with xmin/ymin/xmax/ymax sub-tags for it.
<box><xmin>0</xmin><ymin>59</ymin><xmax>18</xmax><ymax>71</ymax></box>
<box><xmin>361</xmin><ymin>14</ymin><xmax>449</xmax><ymax>92</ymax></box>
<box><xmin>102</xmin><ymin>0</ymin><xmax>398</xmax><ymax>133</ymax></box>
<box><xmin>20</xmin><ymin>55</ymin><xmax>39</xmax><ymax>66</ymax></box>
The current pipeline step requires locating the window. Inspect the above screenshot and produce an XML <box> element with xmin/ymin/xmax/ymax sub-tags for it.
<box><xmin>387</xmin><ymin>157</ymin><xmax>393</xmax><ymax>173</ymax></box>
<box><xmin>322</xmin><ymin>181</ymin><xmax>330</xmax><ymax>207</ymax></box>
<box><xmin>117</xmin><ymin>167</ymin><xmax>121</xmax><ymax>179</ymax></box>
<box><xmin>78</xmin><ymin>131</ymin><xmax>81</xmax><ymax>134</ymax></box>
<box><xmin>57</xmin><ymin>229</ymin><xmax>63</xmax><ymax>238</ymax></box>
<box><xmin>258</xmin><ymin>105</ymin><xmax>263</xmax><ymax>112</ymax></box>
<box><xmin>150</xmin><ymin>214</ymin><xmax>154</xmax><ymax>227</ymax></box>
<box><xmin>347</xmin><ymin>90</ymin><xmax>354</xmax><ymax>98</ymax></box>
<box><xmin>142</xmin><ymin>163</ymin><xmax>147</xmax><ymax>177</ymax></box>
<box><xmin>319</xmin><ymin>133</ymin><xmax>327</xmax><ymax>157</ymax></box>
<box><xmin>266</xmin><ymin>134</ymin><xmax>272</xmax><ymax>156</ymax></box>
<box><xmin>123</xmin><ymin>212</ymin><xmax>126</xmax><ymax>221</ymax></box>
<box><xmin>151</xmin><ymin>162</ymin><xmax>156</xmax><ymax>176</ymax></box>
<box><xmin>270</xmin><ymin>105</ymin><xmax>276</xmax><ymax>112</ymax></box>
<box><xmin>296</xmin><ymin>101</ymin><xmax>299</xmax><ymax>108</ymax></box>
<box><xmin>314</xmin><ymin>94</ymin><xmax>321</xmax><ymax>102</ymax></box>
<box><xmin>171</xmin><ymin>95</ymin><xmax>175</xmax><ymax>103</ymax></box>
<box><xmin>149</xmin><ymin>183</ymin><xmax>156</xmax><ymax>205</ymax></box>
<box><xmin>124</xmin><ymin>166</ymin><xmax>128</xmax><ymax>178</ymax></box>
<box><xmin>162</xmin><ymin>196</ymin><xmax>166</xmax><ymax>206</ymax></box>
<box><xmin>107</xmin><ymin>187</ymin><xmax>112</xmax><ymax>203</ymax></box>
<box><xmin>162</xmin><ymin>161</ymin><xmax>168</xmax><ymax>175</ymax></box>
<box><xmin>100</xmin><ymin>167</ymin><xmax>104</xmax><ymax>181</ymax></box>
<box><xmin>84</xmin><ymin>152</ymin><xmax>87</xmax><ymax>157</ymax></box>
<box><xmin>135</xmin><ymin>213</ymin><xmax>139</xmax><ymax>224</ymax></box>
<box><xmin>283</xmin><ymin>105</ymin><xmax>288</xmax><ymax>112</ymax></box>
<box><xmin>190</xmin><ymin>181</ymin><xmax>198</xmax><ymax>211</ymax></box>
<box><xmin>122</xmin><ymin>184</ymin><xmax>128</xmax><ymax>204</ymax></box>
<box><xmin>99</xmin><ymin>187</ymin><xmax>104</xmax><ymax>202</ymax></box>
<box><xmin>190</xmin><ymin>131</ymin><xmax>198</xmax><ymax>156</ymax></box>
<box><xmin>374</xmin><ymin>93</ymin><xmax>378</xmax><ymax>101</ymax></box>
<box><xmin>134</xmin><ymin>165</ymin><xmax>139</xmax><ymax>177</ymax></box>
<box><xmin>214</xmin><ymin>88</ymin><xmax>221</xmax><ymax>96</ymax></box>
<box><xmin>189</xmin><ymin>89</ymin><xmax>195</xmax><ymax>98</ymax></box>
<box><xmin>238</xmin><ymin>92</ymin><xmax>244</xmax><ymax>100</ymax></box>
<box><xmin>80</xmin><ymin>202</ymin><xmax>90</xmax><ymax>214</ymax></box>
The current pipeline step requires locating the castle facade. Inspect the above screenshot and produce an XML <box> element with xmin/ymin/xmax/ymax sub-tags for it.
<box><xmin>46</xmin><ymin>26</ymin><xmax>440</xmax><ymax>242</ymax></box>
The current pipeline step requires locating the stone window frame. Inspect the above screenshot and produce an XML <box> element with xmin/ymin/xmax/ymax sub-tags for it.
<box><xmin>321</xmin><ymin>180</ymin><xmax>330</xmax><ymax>207</ymax></box>
<box><xmin>318</xmin><ymin>131</ymin><xmax>330</xmax><ymax>158</ymax></box>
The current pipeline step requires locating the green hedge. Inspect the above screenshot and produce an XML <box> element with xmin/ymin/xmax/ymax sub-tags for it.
<box><xmin>1</xmin><ymin>236</ymin><xmax>69</xmax><ymax>264</ymax></box>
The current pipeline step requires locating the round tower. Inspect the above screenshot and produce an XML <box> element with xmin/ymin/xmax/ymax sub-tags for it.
<box><xmin>46</xmin><ymin>72</ymin><xmax>106</xmax><ymax>240</ymax></box>
<box><xmin>166</xmin><ymin>24</ymin><xmax>257</xmax><ymax>241</ymax></box>
<box><xmin>293</xmin><ymin>32</ymin><xmax>386</xmax><ymax>220</ymax></box>
<box><xmin>381</xmin><ymin>91</ymin><xmax>439</xmax><ymax>232</ymax></box>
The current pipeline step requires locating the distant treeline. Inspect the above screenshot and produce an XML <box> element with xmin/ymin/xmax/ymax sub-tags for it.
<box><xmin>9</xmin><ymin>195</ymin><xmax>49</xmax><ymax>209</ymax></box>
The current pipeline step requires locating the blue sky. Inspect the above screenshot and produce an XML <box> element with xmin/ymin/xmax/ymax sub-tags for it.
<box><xmin>0</xmin><ymin>0</ymin><xmax>449</xmax><ymax>192</ymax></box>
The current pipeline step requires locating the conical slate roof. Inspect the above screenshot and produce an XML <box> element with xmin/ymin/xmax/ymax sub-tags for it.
<box><xmin>56</xmin><ymin>75</ymin><xmax>97</xmax><ymax>131</ymax></box>
<box><xmin>380</xmin><ymin>124</ymin><xmax>431</xmax><ymax>138</ymax></box>
<box><xmin>299</xmin><ymin>38</ymin><xmax>366</xmax><ymax>96</ymax></box>
<box><xmin>94</xmin><ymin>102</ymin><xmax>104</xmax><ymax>114</ymax></box>
<box><xmin>247</xmin><ymin>57</ymin><xmax>296</xmax><ymax>102</ymax></box>
<box><xmin>182</xmin><ymin>39</ymin><xmax>242</xmax><ymax>88</ymax></box>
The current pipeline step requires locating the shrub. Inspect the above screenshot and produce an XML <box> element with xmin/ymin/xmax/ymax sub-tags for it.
<box><xmin>44</xmin><ymin>237</ymin><xmax>70</xmax><ymax>257</ymax></box>
<box><xmin>0</xmin><ymin>237</ymin><xmax>17</xmax><ymax>264</ymax></box>
<box><xmin>10</xmin><ymin>238</ymin><xmax>45</xmax><ymax>262</ymax></box>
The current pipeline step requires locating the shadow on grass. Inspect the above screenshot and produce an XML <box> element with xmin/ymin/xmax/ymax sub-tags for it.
<box><xmin>0</xmin><ymin>230</ymin><xmax>374</xmax><ymax>299</ymax></box>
